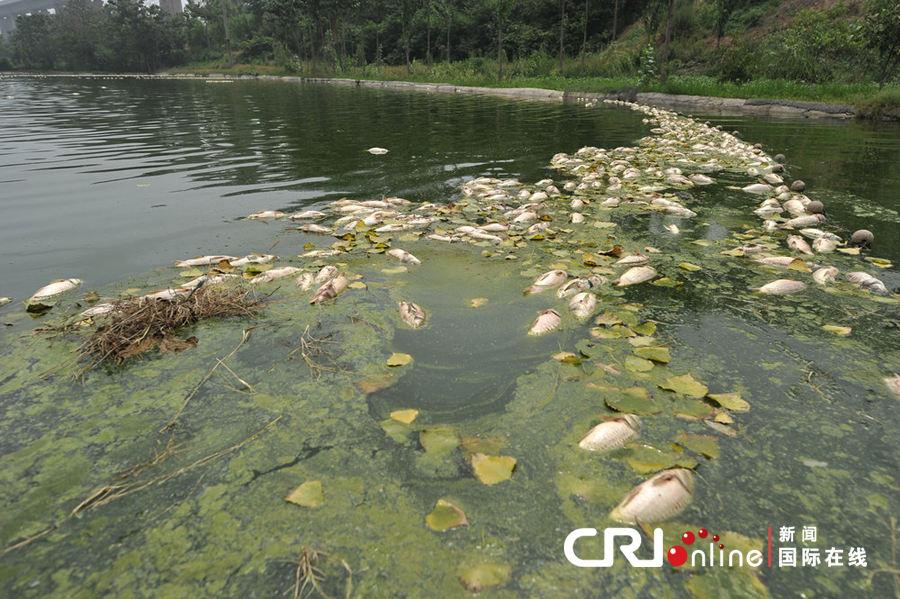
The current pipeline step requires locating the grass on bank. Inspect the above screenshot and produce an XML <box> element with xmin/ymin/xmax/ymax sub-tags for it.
<box><xmin>167</xmin><ymin>56</ymin><xmax>900</xmax><ymax>115</ymax></box>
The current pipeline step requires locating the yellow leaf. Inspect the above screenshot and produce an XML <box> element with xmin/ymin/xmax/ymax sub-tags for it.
<box><xmin>679</xmin><ymin>262</ymin><xmax>701</xmax><ymax>271</ymax></box>
<box><xmin>386</xmin><ymin>352</ymin><xmax>413</xmax><ymax>367</ymax></box>
<box><xmin>390</xmin><ymin>409</ymin><xmax>419</xmax><ymax>424</ymax></box>
<box><xmin>284</xmin><ymin>481</ymin><xmax>324</xmax><ymax>508</ymax></box>
<box><xmin>471</xmin><ymin>454</ymin><xmax>516</xmax><ymax>485</ymax></box>
<box><xmin>469</xmin><ymin>297</ymin><xmax>489</xmax><ymax>308</ymax></box>
<box><xmin>348</xmin><ymin>282</ymin><xmax>368</xmax><ymax>289</ymax></box>
<box><xmin>823</xmin><ymin>325</ymin><xmax>851</xmax><ymax>335</ymax></box>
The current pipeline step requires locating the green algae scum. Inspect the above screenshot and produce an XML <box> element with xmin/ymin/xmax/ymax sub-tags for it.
<box><xmin>1</xmin><ymin>83</ymin><xmax>900</xmax><ymax>599</ymax></box>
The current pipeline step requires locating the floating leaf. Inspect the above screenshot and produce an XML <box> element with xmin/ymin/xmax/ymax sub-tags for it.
<box><xmin>625</xmin><ymin>356</ymin><xmax>654</xmax><ymax>372</ymax></box>
<box><xmin>679</xmin><ymin>262</ymin><xmax>702</xmax><ymax>271</ymax></box>
<box><xmin>381</xmin><ymin>266</ymin><xmax>408</xmax><ymax>274</ymax></box>
<box><xmin>787</xmin><ymin>259</ymin><xmax>810</xmax><ymax>272</ymax></box>
<box><xmin>623</xmin><ymin>444</ymin><xmax>695</xmax><ymax>474</ymax></box>
<box><xmin>457</xmin><ymin>561</ymin><xmax>511</xmax><ymax>593</ymax></box>
<box><xmin>660</xmin><ymin>374</ymin><xmax>709</xmax><ymax>398</ymax></box>
<box><xmin>604</xmin><ymin>387</ymin><xmax>661</xmax><ymax>415</ymax></box>
<box><xmin>285</xmin><ymin>481</ymin><xmax>324</xmax><ymax>508</ymax></box>
<box><xmin>707</xmin><ymin>392</ymin><xmax>750</xmax><ymax>412</ymax></box>
<box><xmin>704</xmin><ymin>419</ymin><xmax>739</xmax><ymax>437</ymax></box>
<box><xmin>632</xmin><ymin>321</ymin><xmax>657</xmax><ymax>336</ymax></box>
<box><xmin>721</xmin><ymin>248</ymin><xmax>745</xmax><ymax>257</ymax></box>
<box><xmin>865</xmin><ymin>257</ymin><xmax>892</xmax><ymax>268</ymax></box>
<box><xmin>673</xmin><ymin>399</ymin><xmax>717</xmax><ymax>420</ymax></box>
<box><xmin>460</xmin><ymin>436</ymin><xmax>507</xmax><ymax>458</ymax></box>
<box><xmin>356</xmin><ymin>375</ymin><xmax>396</xmax><ymax>394</ymax></box>
<box><xmin>676</xmin><ymin>433</ymin><xmax>720</xmax><ymax>459</ymax></box>
<box><xmin>593</xmin><ymin>221</ymin><xmax>616</xmax><ymax>229</ymax></box>
<box><xmin>426</xmin><ymin>499</ymin><xmax>469</xmax><ymax>531</ymax></box>
<box><xmin>348</xmin><ymin>281</ymin><xmax>368</xmax><ymax>289</ymax></box>
<box><xmin>837</xmin><ymin>247</ymin><xmax>860</xmax><ymax>255</ymax></box>
<box><xmin>692</xmin><ymin>239</ymin><xmax>713</xmax><ymax>247</ymax></box>
<box><xmin>380</xmin><ymin>418</ymin><xmax>412</xmax><ymax>443</ymax></box>
<box><xmin>594</xmin><ymin>311</ymin><xmax>623</xmax><ymax>326</ymax></box>
<box><xmin>634</xmin><ymin>346</ymin><xmax>670</xmax><ymax>363</ymax></box>
<box><xmin>652</xmin><ymin>277</ymin><xmax>682</xmax><ymax>287</ymax></box>
<box><xmin>420</xmin><ymin>427</ymin><xmax>459</xmax><ymax>455</ymax></box>
<box><xmin>823</xmin><ymin>325</ymin><xmax>852</xmax><ymax>335</ymax></box>
<box><xmin>553</xmin><ymin>352</ymin><xmax>582</xmax><ymax>365</ymax></box>
<box><xmin>471</xmin><ymin>453</ymin><xmax>516</xmax><ymax>485</ymax></box>
<box><xmin>590</xmin><ymin>325</ymin><xmax>635</xmax><ymax>339</ymax></box>
<box><xmin>628</xmin><ymin>336</ymin><xmax>655</xmax><ymax>347</ymax></box>
<box><xmin>386</xmin><ymin>352</ymin><xmax>413</xmax><ymax>367</ymax></box>
<box><xmin>715</xmin><ymin>411</ymin><xmax>734</xmax><ymax>424</ymax></box>
<box><xmin>390</xmin><ymin>409</ymin><xmax>419</xmax><ymax>424</ymax></box>
<box><xmin>575</xmin><ymin>339</ymin><xmax>605</xmax><ymax>359</ymax></box>
<box><xmin>468</xmin><ymin>297</ymin><xmax>489</xmax><ymax>308</ymax></box>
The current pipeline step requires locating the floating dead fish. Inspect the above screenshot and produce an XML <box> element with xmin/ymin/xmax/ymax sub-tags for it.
<box><xmin>399</xmin><ymin>301</ymin><xmax>426</xmax><ymax>328</ymax></box>
<box><xmin>609</xmin><ymin>468</ymin><xmax>695</xmax><ymax>524</ymax></box>
<box><xmin>568</xmin><ymin>292</ymin><xmax>597</xmax><ymax>320</ymax></box>
<box><xmin>525</xmin><ymin>270</ymin><xmax>568</xmax><ymax>295</ymax></box>
<box><xmin>845</xmin><ymin>272</ymin><xmax>889</xmax><ymax>294</ymax></box>
<box><xmin>28</xmin><ymin>279</ymin><xmax>83</xmax><ymax>303</ymax></box>
<box><xmin>229</xmin><ymin>254</ymin><xmax>276</xmax><ymax>267</ymax></box>
<box><xmin>558</xmin><ymin>279</ymin><xmax>591</xmax><ymax>298</ymax></box>
<box><xmin>426</xmin><ymin>234</ymin><xmax>461</xmax><ymax>243</ymax></box>
<box><xmin>310</xmin><ymin>275</ymin><xmax>349</xmax><ymax>304</ymax></box>
<box><xmin>787</xmin><ymin>235</ymin><xmax>813</xmax><ymax>255</ymax></box>
<box><xmin>375</xmin><ymin>223</ymin><xmax>414</xmax><ymax>233</ymax></box>
<box><xmin>812</xmin><ymin>266</ymin><xmax>839</xmax><ymax>285</ymax></box>
<box><xmin>579</xmin><ymin>414</ymin><xmax>642</xmax><ymax>451</ymax></box>
<box><xmin>367</xmin><ymin>147</ymin><xmax>389</xmax><ymax>155</ymax></box>
<box><xmin>782</xmin><ymin>214</ymin><xmax>825</xmax><ymax>228</ymax></box>
<box><xmin>174</xmin><ymin>255</ymin><xmax>237</xmax><ymax>267</ymax></box>
<box><xmin>299</xmin><ymin>250</ymin><xmax>342</xmax><ymax>258</ymax></box>
<box><xmin>314</xmin><ymin>265</ymin><xmax>340</xmax><ymax>284</ymax></box>
<box><xmin>615</xmin><ymin>254</ymin><xmax>651</xmax><ymax>267</ymax></box>
<box><xmin>469</xmin><ymin>230</ymin><xmax>504</xmax><ymax>243</ymax></box>
<box><xmin>528</xmin><ymin>309</ymin><xmax>561</xmax><ymax>335</ymax></box>
<box><xmin>689</xmin><ymin>173</ymin><xmax>715</xmax><ymax>185</ymax></box>
<box><xmin>885</xmin><ymin>374</ymin><xmax>900</xmax><ymax>399</ymax></box>
<box><xmin>615</xmin><ymin>266</ymin><xmax>657</xmax><ymax>287</ymax></box>
<box><xmin>295</xmin><ymin>224</ymin><xmax>333</xmax><ymax>234</ymax></box>
<box><xmin>250</xmin><ymin>266</ymin><xmax>301</xmax><ymax>284</ymax></box>
<box><xmin>0</xmin><ymin>297</ymin><xmax>11</xmax><ymax>307</ymax></box>
<box><xmin>513</xmin><ymin>211</ymin><xmax>540</xmax><ymax>224</ymax></box>
<box><xmin>246</xmin><ymin>210</ymin><xmax>285</xmax><ymax>220</ymax></box>
<box><xmin>295</xmin><ymin>272</ymin><xmax>315</xmax><ymax>290</ymax></box>
<box><xmin>587</xmin><ymin>274</ymin><xmax>607</xmax><ymax>288</ymax></box>
<box><xmin>288</xmin><ymin>210</ymin><xmax>327</xmax><ymax>220</ymax></box>
<box><xmin>763</xmin><ymin>172</ymin><xmax>783</xmax><ymax>185</ymax></box>
<box><xmin>812</xmin><ymin>237</ymin><xmax>837</xmax><ymax>253</ymax></box>
<box><xmin>665</xmin><ymin>224</ymin><xmax>680</xmax><ymax>234</ymax></box>
<box><xmin>569</xmin><ymin>213</ymin><xmax>585</xmax><ymax>224</ymax></box>
<box><xmin>798</xmin><ymin>228</ymin><xmax>840</xmax><ymax>241</ymax></box>
<box><xmin>142</xmin><ymin>288</ymin><xmax>191</xmax><ymax>301</ymax></box>
<box><xmin>742</xmin><ymin>183</ymin><xmax>773</xmax><ymax>194</ymax></box>
<box><xmin>79</xmin><ymin>303</ymin><xmax>116</xmax><ymax>317</ymax></box>
<box><xmin>479</xmin><ymin>223</ymin><xmax>517</xmax><ymax>232</ymax></box>
<box><xmin>387</xmin><ymin>248</ymin><xmax>422</xmax><ymax>266</ymax></box>
<box><xmin>181</xmin><ymin>274</ymin><xmax>239</xmax><ymax>288</ymax></box>
<box><xmin>663</xmin><ymin>205</ymin><xmax>697</xmax><ymax>217</ymax></box>
<box><xmin>781</xmin><ymin>199</ymin><xmax>806</xmax><ymax>215</ymax></box>
<box><xmin>754</xmin><ymin>256</ymin><xmax>808</xmax><ymax>269</ymax></box>
<box><xmin>756</xmin><ymin>279</ymin><xmax>806</xmax><ymax>295</ymax></box>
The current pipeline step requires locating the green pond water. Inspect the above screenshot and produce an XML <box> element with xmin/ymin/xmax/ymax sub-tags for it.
<box><xmin>1</xmin><ymin>77</ymin><xmax>900</xmax><ymax>599</ymax></box>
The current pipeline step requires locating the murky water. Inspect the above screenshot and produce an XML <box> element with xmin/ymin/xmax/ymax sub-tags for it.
<box><xmin>1</xmin><ymin>77</ymin><xmax>899</xmax><ymax>599</ymax></box>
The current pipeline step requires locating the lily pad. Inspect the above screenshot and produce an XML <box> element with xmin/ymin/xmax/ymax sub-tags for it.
<box><xmin>425</xmin><ymin>499</ymin><xmax>469</xmax><ymax>531</ymax></box>
<box><xmin>457</xmin><ymin>561</ymin><xmax>512</xmax><ymax>593</ymax></box>
<box><xmin>623</xmin><ymin>444</ymin><xmax>698</xmax><ymax>474</ymax></box>
<box><xmin>634</xmin><ymin>346</ymin><xmax>670</xmax><ymax>363</ymax></box>
<box><xmin>552</xmin><ymin>352</ymin><xmax>582</xmax><ymax>365</ymax></box>
<box><xmin>420</xmin><ymin>427</ymin><xmax>459</xmax><ymax>455</ymax></box>
<box><xmin>676</xmin><ymin>433</ymin><xmax>720</xmax><ymax>459</ymax></box>
<box><xmin>660</xmin><ymin>374</ymin><xmax>709</xmax><ymax>398</ymax></box>
<box><xmin>386</xmin><ymin>352</ymin><xmax>414</xmax><ymax>367</ymax></box>
<box><xmin>707</xmin><ymin>392</ymin><xmax>750</xmax><ymax>412</ymax></box>
<box><xmin>590</xmin><ymin>325</ymin><xmax>635</xmax><ymax>339</ymax></box>
<box><xmin>390</xmin><ymin>409</ymin><xmax>419</xmax><ymax>424</ymax></box>
<box><xmin>471</xmin><ymin>453</ymin><xmax>516</xmax><ymax>485</ymax></box>
<box><xmin>284</xmin><ymin>481</ymin><xmax>324</xmax><ymax>508</ymax></box>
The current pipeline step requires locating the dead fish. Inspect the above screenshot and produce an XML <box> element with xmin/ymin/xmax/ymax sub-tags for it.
<box><xmin>367</xmin><ymin>147</ymin><xmax>389</xmax><ymax>155</ymax></box>
<box><xmin>782</xmin><ymin>199</ymin><xmax>806</xmax><ymax>215</ymax></box>
<box><xmin>294</xmin><ymin>272</ymin><xmax>315</xmax><ymax>290</ymax></box>
<box><xmin>174</xmin><ymin>255</ymin><xmax>237</xmax><ymax>267</ymax></box>
<box><xmin>615</xmin><ymin>254</ymin><xmax>651</xmax><ymax>267</ymax></box>
<box><xmin>399</xmin><ymin>301</ymin><xmax>426</xmax><ymax>328</ymax></box>
<box><xmin>528</xmin><ymin>309</ymin><xmax>561</xmax><ymax>335</ymax></box>
<box><xmin>782</xmin><ymin>214</ymin><xmax>825</xmax><ymax>228</ymax></box>
<box><xmin>665</xmin><ymin>224</ymin><xmax>680</xmax><ymax>234</ymax></box>
<box><xmin>79</xmin><ymin>303</ymin><xmax>116</xmax><ymax>317</ymax></box>
<box><xmin>375</xmin><ymin>223</ymin><xmax>414</xmax><ymax>233</ymax></box>
<box><xmin>754</xmin><ymin>256</ymin><xmax>808</xmax><ymax>269</ymax></box>
<box><xmin>579</xmin><ymin>414</ymin><xmax>642</xmax><ymax>451</ymax></box>
<box><xmin>664</xmin><ymin>205</ymin><xmax>697</xmax><ymax>217</ymax></box>
<box><xmin>310</xmin><ymin>275</ymin><xmax>349</xmax><ymax>304</ymax></box>
<box><xmin>568</xmin><ymin>292</ymin><xmax>597</xmax><ymax>320</ymax></box>
<box><xmin>470</xmin><ymin>230</ymin><xmax>504</xmax><ymax>243</ymax></box>
<box><xmin>615</xmin><ymin>266</ymin><xmax>657</xmax><ymax>287</ymax></box>
<box><xmin>142</xmin><ymin>288</ymin><xmax>191</xmax><ymax>301</ymax></box>
<box><xmin>513</xmin><ymin>211</ymin><xmax>540</xmax><ymax>223</ymax></box>
<box><xmin>246</xmin><ymin>210</ymin><xmax>285</xmax><ymax>220</ymax></box>
<box><xmin>763</xmin><ymin>172</ymin><xmax>783</xmax><ymax>185</ymax></box>
<box><xmin>845</xmin><ymin>272</ymin><xmax>889</xmax><ymax>294</ymax></box>
<box><xmin>426</xmin><ymin>234</ymin><xmax>461</xmax><ymax>243</ymax></box>
<box><xmin>557</xmin><ymin>278</ymin><xmax>591</xmax><ymax>298</ymax></box>
<box><xmin>787</xmin><ymin>235</ymin><xmax>813</xmax><ymax>255</ymax></box>
<box><xmin>0</xmin><ymin>297</ymin><xmax>11</xmax><ymax>307</ymax></box>
<box><xmin>525</xmin><ymin>270</ymin><xmax>568</xmax><ymax>295</ymax></box>
<box><xmin>288</xmin><ymin>210</ymin><xmax>327</xmax><ymax>220</ymax></box>
<box><xmin>314</xmin><ymin>265</ymin><xmax>340</xmax><ymax>284</ymax></box>
<box><xmin>742</xmin><ymin>183</ymin><xmax>773</xmax><ymax>194</ymax></box>
<box><xmin>387</xmin><ymin>248</ymin><xmax>422</xmax><ymax>266</ymax></box>
<box><xmin>609</xmin><ymin>468</ymin><xmax>695</xmax><ymax>524</ymax></box>
<box><xmin>479</xmin><ymin>222</ymin><xmax>517</xmax><ymax>232</ymax></box>
<box><xmin>28</xmin><ymin>279</ymin><xmax>83</xmax><ymax>302</ymax></box>
<box><xmin>689</xmin><ymin>173</ymin><xmax>715</xmax><ymax>185</ymax></box>
<box><xmin>756</xmin><ymin>279</ymin><xmax>806</xmax><ymax>295</ymax></box>
<box><xmin>798</xmin><ymin>228</ymin><xmax>840</xmax><ymax>241</ymax></box>
<box><xmin>812</xmin><ymin>266</ymin><xmax>839</xmax><ymax>285</ymax></box>
<box><xmin>295</xmin><ymin>224</ymin><xmax>333</xmax><ymax>234</ymax></box>
<box><xmin>299</xmin><ymin>249</ymin><xmax>342</xmax><ymax>258</ymax></box>
<box><xmin>587</xmin><ymin>274</ymin><xmax>607</xmax><ymax>288</ymax></box>
<box><xmin>250</xmin><ymin>266</ymin><xmax>301</xmax><ymax>284</ymax></box>
<box><xmin>812</xmin><ymin>237</ymin><xmax>837</xmax><ymax>253</ymax></box>
<box><xmin>181</xmin><ymin>274</ymin><xmax>239</xmax><ymax>288</ymax></box>
<box><xmin>569</xmin><ymin>213</ymin><xmax>585</xmax><ymax>224</ymax></box>
<box><xmin>230</xmin><ymin>254</ymin><xmax>277</xmax><ymax>267</ymax></box>
<box><xmin>885</xmin><ymin>374</ymin><xmax>900</xmax><ymax>400</ymax></box>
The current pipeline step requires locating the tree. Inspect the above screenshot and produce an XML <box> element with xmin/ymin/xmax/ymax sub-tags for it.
<box><xmin>659</xmin><ymin>0</ymin><xmax>674</xmax><ymax>83</ymax></box>
<box><xmin>11</xmin><ymin>14</ymin><xmax>56</xmax><ymax>69</ymax></box>
<box><xmin>865</xmin><ymin>0</ymin><xmax>900</xmax><ymax>86</ymax></box>
<box><xmin>491</xmin><ymin>0</ymin><xmax>515</xmax><ymax>81</ymax></box>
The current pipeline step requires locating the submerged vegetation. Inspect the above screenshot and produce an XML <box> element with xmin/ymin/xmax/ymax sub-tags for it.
<box><xmin>1</xmin><ymin>95</ymin><xmax>899</xmax><ymax>597</ymax></box>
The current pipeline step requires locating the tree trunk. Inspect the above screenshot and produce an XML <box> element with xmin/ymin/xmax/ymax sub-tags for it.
<box><xmin>581</xmin><ymin>0</ymin><xmax>588</xmax><ymax>72</ymax></box>
<box><xmin>660</xmin><ymin>0</ymin><xmax>674</xmax><ymax>84</ymax></box>
<box><xmin>558</xmin><ymin>0</ymin><xmax>565</xmax><ymax>74</ymax></box>
<box><xmin>446</xmin><ymin>12</ymin><xmax>451</xmax><ymax>62</ymax></box>
<box><xmin>221</xmin><ymin>0</ymin><xmax>233</xmax><ymax>68</ymax></box>
<box><xmin>612</xmin><ymin>0</ymin><xmax>618</xmax><ymax>43</ymax></box>
<box><xmin>498</xmin><ymin>19</ymin><xmax>503</xmax><ymax>82</ymax></box>
<box><xmin>426</xmin><ymin>0</ymin><xmax>432</xmax><ymax>68</ymax></box>
<box><xmin>405</xmin><ymin>27</ymin><xmax>410</xmax><ymax>76</ymax></box>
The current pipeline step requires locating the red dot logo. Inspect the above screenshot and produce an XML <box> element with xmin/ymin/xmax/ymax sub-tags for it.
<box><xmin>667</xmin><ymin>545</ymin><xmax>688</xmax><ymax>567</ymax></box>
<box><xmin>682</xmin><ymin>531</ymin><xmax>695</xmax><ymax>545</ymax></box>
<box><xmin>713</xmin><ymin>535</ymin><xmax>720</xmax><ymax>542</ymax></box>
<box><xmin>719</xmin><ymin>544</ymin><xmax>725</xmax><ymax>550</ymax></box>
<box><xmin>698</xmin><ymin>528</ymin><xmax>708</xmax><ymax>539</ymax></box>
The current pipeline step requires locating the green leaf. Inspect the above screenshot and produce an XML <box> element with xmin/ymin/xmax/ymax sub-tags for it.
<box><xmin>679</xmin><ymin>262</ymin><xmax>702</xmax><ymax>271</ymax></box>
<box><xmin>380</xmin><ymin>418</ymin><xmax>413</xmax><ymax>443</ymax></box>
<box><xmin>676</xmin><ymin>433</ymin><xmax>720</xmax><ymax>459</ymax></box>
<box><xmin>625</xmin><ymin>356</ymin><xmax>654</xmax><ymax>372</ymax></box>
<box><xmin>594</xmin><ymin>311</ymin><xmax>623</xmax><ymax>326</ymax></box>
<box><xmin>590</xmin><ymin>325</ymin><xmax>635</xmax><ymax>339</ymax></box>
<box><xmin>457</xmin><ymin>561</ymin><xmax>512</xmax><ymax>593</ymax></box>
<box><xmin>471</xmin><ymin>453</ymin><xmax>516</xmax><ymax>485</ymax></box>
<box><xmin>604</xmin><ymin>387</ymin><xmax>662</xmax><ymax>415</ymax></box>
<box><xmin>426</xmin><ymin>499</ymin><xmax>469</xmax><ymax>531</ymax></box>
<box><xmin>386</xmin><ymin>352</ymin><xmax>414</xmax><ymax>367</ymax></box>
<box><xmin>284</xmin><ymin>481</ymin><xmax>324</xmax><ymax>508</ymax></box>
<box><xmin>707</xmin><ymin>392</ymin><xmax>750</xmax><ymax>412</ymax></box>
<box><xmin>634</xmin><ymin>346</ymin><xmax>670</xmax><ymax>363</ymax></box>
<box><xmin>632</xmin><ymin>321</ymin><xmax>657</xmax><ymax>336</ymax></box>
<box><xmin>660</xmin><ymin>374</ymin><xmax>709</xmax><ymax>398</ymax></box>
<box><xmin>420</xmin><ymin>427</ymin><xmax>459</xmax><ymax>455</ymax></box>
<box><xmin>652</xmin><ymin>277</ymin><xmax>682</xmax><ymax>287</ymax></box>
<box><xmin>672</xmin><ymin>399</ymin><xmax>717</xmax><ymax>420</ymax></box>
